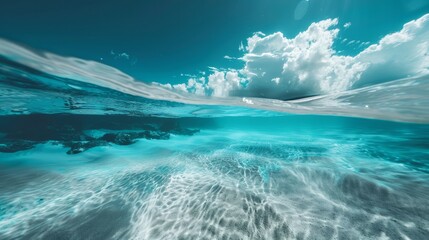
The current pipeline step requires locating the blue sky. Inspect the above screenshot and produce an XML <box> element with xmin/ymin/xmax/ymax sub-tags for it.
<box><xmin>1</xmin><ymin>0</ymin><xmax>428</xmax><ymax>86</ymax></box>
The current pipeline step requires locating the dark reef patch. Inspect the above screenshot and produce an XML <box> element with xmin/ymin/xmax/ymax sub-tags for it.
<box><xmin>0</xmin><ymin>114</ymin><xmax>208</xmax><ymax>154</ymax></box>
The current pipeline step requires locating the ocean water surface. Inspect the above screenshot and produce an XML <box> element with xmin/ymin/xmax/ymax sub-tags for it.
<box><xmin>1</xmin><ymin>4</ymin><xmax>429</xmax><ymax>239</ymax></box>
<box><xmin>1</xmin><ymin>38</ymin><xmax>428</xmax><ymax>240</ymax></box>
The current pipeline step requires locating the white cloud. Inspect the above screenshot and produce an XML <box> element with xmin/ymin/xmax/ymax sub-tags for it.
<box><xmin>208</xmin><ymin>66</ymin><xmax>220</xmax><ymax>72</ymax></box>
<box><xmin>347</xmin><ymin>40</ymin><xmax>357</xmax><ymax>45</ymax></box>
<box><xmin>207</xmin><ymin>71</ymin><xmax>242</xmax><ymax>97</ymax></box>
<box><xmin>186</xmin><ymin>77</ymin><xmax>207</xmax><ymax>95</ymax></box>
<box><xmin>271</xmin><ymin>77</ymin><xmax>280</xmax><ymax>85</ymax></box>
<box><xmin>118</xmin><ymin>53</ymin><xmax>130</xmax><ymax>59</ymax></box>
<box><xmin>110</xmin><ymin>50</ymin><xmax>130</xmax><ymax>60</ymax></box>
<box><xmin>224</xmin><ymin>55</ymin><xmax>236</xmax><ymax>60</ymax></box>
<box><xmin>171</xmin><ymin>83</ymin><xmax>187</xmax><ymax>92</ymax></box>
<box><xmin>170</xmin><ymin>14</ymin><xmax>429</xmax><ymax>100</ymax></box>
<box><xmin>354</xmin><ymin>14</ymin><xmax>429</xmax><ymax>87</ymax></box>
<box><xmin>343</xmin><ymin>22</ymin><xmax>351</xmax><ymax>29</ymax></box>
<box><xmin>239</xmin><ymin>41</ymin><xmax>245</xmax><ymax>52</ymax></box>
<box><xmin>180</xmin><ymin>73</ymin><xmax>197</xmax><ymax>78</ymax></box>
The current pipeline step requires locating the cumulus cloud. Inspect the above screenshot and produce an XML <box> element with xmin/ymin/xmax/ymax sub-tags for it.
<box><xmin>355</xmin><ymin>14</ymin><xmax>429</xmax><ymax>87</ymax></box>
<box><xmin>169</xmin><ymin>14</ymin><xmax>429</xmax><ymax>100</ymax></box>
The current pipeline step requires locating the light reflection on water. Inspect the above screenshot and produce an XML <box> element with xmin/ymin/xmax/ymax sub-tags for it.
<box><xmin>1</xmin><ymin>121</ymin><xmax>428</xmax><ymax>239</ymax></box>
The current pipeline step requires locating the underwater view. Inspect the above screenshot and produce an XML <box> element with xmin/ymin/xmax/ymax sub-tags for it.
<box><xmin>1</xmin><ymin>1</ymin><xmax>429</xmax><ymax>239</ymax></box>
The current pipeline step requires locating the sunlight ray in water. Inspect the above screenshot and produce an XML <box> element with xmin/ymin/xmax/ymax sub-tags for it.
<box><xmin>1</xmin><ymin>120</ymin><xmax>428</xmax><ymax>239</ymax></box>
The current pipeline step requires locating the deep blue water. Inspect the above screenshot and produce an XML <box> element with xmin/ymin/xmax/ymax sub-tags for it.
<box><xmin>1</xmin><ymin>39</ymin><xmax>429</xmax><ymax>239</ymax></box>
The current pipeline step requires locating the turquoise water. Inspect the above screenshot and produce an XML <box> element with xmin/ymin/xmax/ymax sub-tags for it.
<box><xmin>1</xmin><ymin>31</ymin><xmax>429</xmax><ymax>240</ymax></box>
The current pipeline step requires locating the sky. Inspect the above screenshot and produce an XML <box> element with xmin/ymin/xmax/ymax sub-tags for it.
<box><xmin>1</xmin><ymin>0</ymin><xmax>429</xmax><ymax>98</ymax></box>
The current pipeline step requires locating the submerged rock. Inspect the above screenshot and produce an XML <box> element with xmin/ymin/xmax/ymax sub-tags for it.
<box><xmin>100</xmin><ymin>131</ymin><xmax>170</xmax><ymax>144</ymax></box>
<box><xmin>138</xmin><ymin>130</ymin><xmax>170</xmax><ymax>140</ymax></box>
<box><xmin>0</xmin><ymin>141</ymin><xmax>36</xmax><ymax>153</ymax></box>
<box><xmin>64</xmin><ymin>140</ymin><xmax>109</xmax><ymax>155</ymax></box>
<box><xmin>0</xmin><ymin>114</ymin><xmax>203</xmax><ymax>154</ymax></box>
<box><xmin>0</xmin><ymin>127</ymin><xmax>199</xmax><ymax>155</ymax></box>
<box><xmin>170</xmin><ymin>128</ymin><xmax>200</xmax><ymax>136</ymax></box>
<box><xmin>100</xmin><ymin>133</ymin><xmax>135</xmax><ymax>145</ymax></box>
<box><xmin>65</xmin><ymin>130</ymin><xmax>174</xmax><ymax>154</ymax></box>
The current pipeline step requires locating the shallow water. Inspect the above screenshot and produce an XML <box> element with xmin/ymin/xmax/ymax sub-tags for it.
<box><xmin>0</xmin><ymin>115</ymin><xmax>428</xmax><ymax>239</ymax></box>
<box><xmin>1</xmin><ymin>40</ymin><xmax>429</xmax><ymax>240</ymax></box>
